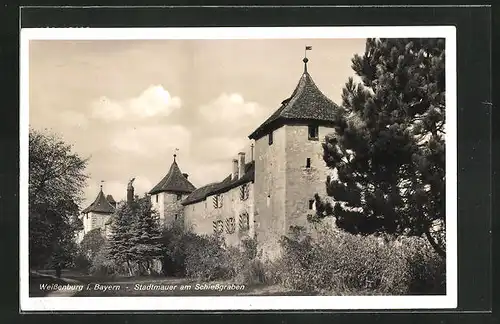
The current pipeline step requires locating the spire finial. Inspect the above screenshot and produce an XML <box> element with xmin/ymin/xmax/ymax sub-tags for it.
<box><xmin>174</xmin><ymin>148</ymin><xmax>179</xmax><ymax>162</ymax></box>
<box><xmin>304</xmin><ymin>45</ymin><xmax>312</xmax><ymax>73</ymax></box>
<box><xmin>100</xmin><ymin>180</ymin><xmax>104</xmax><ymax>191</ymax></box>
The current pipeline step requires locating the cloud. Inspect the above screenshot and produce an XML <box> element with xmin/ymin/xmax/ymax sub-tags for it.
<box><xmin>198</xmin><ymin>137</ymin><xmax>248</xmax><ymax>161</ymax></box>
<box><xmin>198</xmin><ymin>92</ymin><xmax>269</xmax><ymax>134</ymax></box>
<box><xmin>110</xmin><ymin>125</ymin><xmax>191</xmax><ymax>157</ymax></box>
<box><xmin>91</xmin><ymin>85</ymin><xmax>182</xmax><ymax>122</ymax></box>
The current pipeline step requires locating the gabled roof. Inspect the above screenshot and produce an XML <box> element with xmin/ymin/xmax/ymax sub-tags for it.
<box><xmin>249</xmin><ymin>60</ymin><xmax>340</xmax><ymax>140</ymax></box>
<box><xmin>82</xmin><ymin>188</ymin><xmax>115</xmax><ymax>214</ymax></box>
<box><xmin>149</xmin><ymin>157</ymin><xmax>197</xmax><ymax>195</ymax></box>
<box><xmin>182</xmin><ymin>161</ymin><xmax>255</xmax><ymax>206</ymax></box>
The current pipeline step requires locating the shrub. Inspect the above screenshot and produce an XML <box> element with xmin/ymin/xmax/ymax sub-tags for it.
<box><xmin>184</xmin><ymin>234</ymin><xmax>231</xmax><ymax>280</ymax></box>
<box><xmin>225</xmin><ymin>239</ymin><xmax>267</xmax><ymax>285</ymax></box>
<box><xmin>73</xmin><ymin>252</ymin><xmax>91</xmax><ymax>273</ymax></box>
<box><xmin>89</xmin><ymin>243</ymin><xmax>126</xmax><ymax>277</ymax></box>
<box><xmin>273</xmin><ymin>224</ymin><xmax>445</xmax><ymax>295</ymax></box>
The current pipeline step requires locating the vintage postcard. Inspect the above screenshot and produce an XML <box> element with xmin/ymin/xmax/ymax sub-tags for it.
<box><xmin>20</xmin><ymin>26</ymin><xmax>457</xmax><ymax>311</ymax></box>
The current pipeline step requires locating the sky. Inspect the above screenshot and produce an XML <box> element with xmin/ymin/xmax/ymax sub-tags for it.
<box><xmin>28</xmin><ymin>38</ymin><xmax>366</xmax><ymax>208</ymax></box>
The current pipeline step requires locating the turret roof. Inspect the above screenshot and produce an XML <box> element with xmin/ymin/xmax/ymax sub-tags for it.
<box><xmin>149</xmin><ymin>157</ymin><xmax>197</xmax><ymax>195</ymax></box>
<box><xmin>82</xmin><ymin>188</ymin><xmax>115</xmax><ymax>214</ymax></box>
<box><xmin>249</xmin><ymin>60</ymin><xmax>340</xmax><ymax>140</ymax></box>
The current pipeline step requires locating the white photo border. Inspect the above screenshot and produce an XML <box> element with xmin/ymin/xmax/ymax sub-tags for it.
<box><xmin>19</xmin><ymin>26</ymin><xmax>457</xmax><ymax>311</ymax></box>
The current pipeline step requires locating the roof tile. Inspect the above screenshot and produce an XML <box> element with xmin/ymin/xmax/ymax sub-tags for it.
<box><xmin>249</xmin><ymin>71</ymin><xmax>339</xmax><ymax>140</ymax></box>
<box><xmin>149</xmin><ymin>159</ymin><xmax>197</xmax><ymax>195</ymax></box>
<box><xmin>82</xmin><ymin>189</ymin><xmax>115</xmax><ymax>214</ymax></box>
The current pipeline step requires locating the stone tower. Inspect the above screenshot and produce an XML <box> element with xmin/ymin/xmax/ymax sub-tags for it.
<box><xmin>149</xmin><ymin>154</ymin><xmax>197</xmax><ymax>225</ymax></box>
<box><xmin>248</xmin><ymin>56</ymin><xmax>340</xmax><ymax>257</ymax></box>
<box><xmin>80</xmin><ymin>184</ymin><xmax>116</xmax><ymax>239</ymax></box>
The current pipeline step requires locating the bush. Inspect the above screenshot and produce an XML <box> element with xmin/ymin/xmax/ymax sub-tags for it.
<box><xmin>225</xmin><ymin>239</ymin><xmax>267</xmax><ymax>285</ymax></box>
<box><xmin>184</xmin><ymin>234</ymin><xmax>232</xmax><ymax>280</ymax></box>
<box><xmin>161</xmin><ymin>223</ymin><xmax>266</xmax><ymax>284</ymax></box>
<box><xmin>272</xmin><ymin>224</ymin><xmax>445</xmax><ymax>295</ymax></box>
<box><xmin>73</xmin><ymin>252</ymin><xmax>91</xmax><ymax>273</ymax></box>
<box><xmin>89</xmin><ymin>243</ymin><xmax>126</xmax><ymax>277</ymax></box>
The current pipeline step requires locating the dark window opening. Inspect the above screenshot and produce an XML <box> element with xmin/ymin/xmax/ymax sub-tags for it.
<box><xmin>268</xmin><ymin>131</ymin><xmax>274</xmax><ymax>145</ymax></box>
<box><xmin>213</xmin><ymin>220</ymin><xmax>224</xmax><ymax>234</ymax></box>
<box><xmin>309</xmin><ymin>200</ymin><xmax>315</xmax><ymax>210</ymax></box>
<box><xmin>226</xmin><ymin>217</ymin><xmax>236</xmax><ymax>234</ymax></box>
<box><xmin>174</xmin><ymin>214</ymin><xmax>178</xmax><ymax>220</ymax></box>
<box><xmin>308</xmin><ymin>125</ymin><xmax>319</xmax><ymax>140</ymax></box>
<box><xmin>177</xmin><ymin>193</ymin><xmax>182</xmax><ymax>201</ymax></box>
<box><xmin>213</xmin><ymin>194</ymin><xmax>223</xmax><ymax>209</ymax></box>
<box><xmin>306</xmin><ymin>158</ymin><xmax>311</xmax><ymax>168</ymax></box>
<box><xmin>240</xmin><ymin>184</ymin><xmax>249</xmax><ymax>201</ymax></box>
<box><xmin>156</xmin><ymin>195</ymin><xmax>158</xmax><ymax>203</ymax></box>
<box><xmin>239</xmin><ymin>212</ymin><xmax>250</xmax><ymax>231</ymax></box>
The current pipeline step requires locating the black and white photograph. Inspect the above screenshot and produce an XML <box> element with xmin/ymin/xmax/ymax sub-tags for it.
<box><xmin>20</xmin><ymin>26</ymin><xmax>457</xmax><ymax>311</ymax></box>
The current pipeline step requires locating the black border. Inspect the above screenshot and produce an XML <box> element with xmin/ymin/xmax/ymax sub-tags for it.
<box><xmin>0</xmin><ymin>4</ymin><xmax>493</xmax><ymax>324</ymax></box>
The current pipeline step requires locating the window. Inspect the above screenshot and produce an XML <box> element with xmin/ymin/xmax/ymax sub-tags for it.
<box><xmin>268</xmin><ymin>131</ymin><xmax>273</xmax><ymax>145</ymax></box>
<box><xmin>213</xmin><ymin>194</ymin><xmax>223</xmax><ymax>209</ymax></box>
<box><xmin>239</xmin><ymin>212</ymin><xmax>250</xmax><ymax>231</ymax></box>
<box><xmin>309</xmin><ymin>199</ymin><xmax>315</xmax><ymax>210</ymax></box>
<box><xmin>156</xmin><ymin>195</ymin><xmax>158</xmax><ymax>203</ymax></box>
<box><xmin>177</xmin><ymin>193</ymin><xmax>182</xmax><ymax>201</ymax></box>
<box><xmin>213</xmin><ymin>220</ymin><xmax>224</xmax><ymax>234</ymax></box>
<box><xmin>226</xmin><ymin>217</ymin><xmax>236</xmax><ymax>234</ymax></box>
<box><xmin>86</xmin><ymin>214</ymin><xmax>88</xmax><ymax>220</ymax></box>
<box><xmin>308</xmin><ymin>125</ymin><xmax>319</xmax><ymax>140</ymax></box>
<box><xmin>240</xmin><ymin>184</ymin><xmax>250</xmax><ymax>201</ymax></box>
<box><xmin>306</xmin><ymin>158</ymin><xmax>311</xmax><ymax>168</ymax></box>
<box><xmin>174</xmin><ymin>214</ymin><xmax>178</xmax><ymax>220</ymax></box>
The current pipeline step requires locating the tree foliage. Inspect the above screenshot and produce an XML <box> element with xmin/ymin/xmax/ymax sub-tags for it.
<box><xmin>80</xmin><ymin>228</ymin><xmax>106</xmax><ymax>259</ymax></box>
<box><xmin>29</xmin><ymin>128</ymin><xmax>89</xmax><ymax>268</ymax></box>
<box><xmin>108</xmin><ymin>195</ymin><xmax>163</xmax><ymax>275</ymax></box>
<box><xmin>313</xmin><ymin>38</ymin><xmax>446</xmax><ymax>257</ymax></box>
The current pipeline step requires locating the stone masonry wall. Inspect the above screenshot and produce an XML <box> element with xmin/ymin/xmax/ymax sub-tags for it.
<box><xmin>151</xmin><ymin>192</ymin><xmax>188</xmax><ymax>227</ymax></box>
<box><xmin>161</xmin><ymin>192</ymin><xmax>188</xmax><ymax>227</ymax></box>
<box><xmin>253</xmin><ymin>126</ymin><xmax>287</xmax><ymax>259</ymax></box>
<box><xmin>285</xmin><ymin>125</ymin><xmax>336</xmax><ymax>232</ymax></box>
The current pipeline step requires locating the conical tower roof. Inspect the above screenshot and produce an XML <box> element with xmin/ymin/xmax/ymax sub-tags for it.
<box><xmin>149</xmin><ymin>156</ymin><xmax>196</xmax><ymax>195</ymax></box>
<box><xmin>249</xmin><ymin>57</ymin><xmax>340</xmax><ymax>140</ymax></box>
<box><xmin>82</xmin><ymin>187</ymin><xmax>115</xmax><ymax>214</ymax></box>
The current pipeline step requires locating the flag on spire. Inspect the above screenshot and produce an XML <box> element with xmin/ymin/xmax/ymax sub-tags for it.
<box><xmin>305</xmin><ymin>46</ymin><xmax>312</xmax><ymax>50</ymax></box>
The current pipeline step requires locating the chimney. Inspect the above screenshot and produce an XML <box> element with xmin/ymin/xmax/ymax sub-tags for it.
<box><xmin>182</xmin><ymin>173</ymin><xmax>189</xmax><ymax>179</ymax></box>
<box><xmin>238</xmin><ymin>152</ymin><xmax>246</xmax><ymax>179</ymax></box>
<box><xmin>232</xmin><ymin>159</ymin><xmax>239</xmax><ymax>180</ymax></box>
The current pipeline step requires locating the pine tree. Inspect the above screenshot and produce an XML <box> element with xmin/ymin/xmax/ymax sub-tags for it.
<box><xmin>109</xmin><ymin>195</ymin><xmax>164</xmax><ymax>275</ymax></box>
<box><xmin>108</xmin><ymin>201</ymin><xmax>136</xmax><ymax>275</ymax></box>
<box><xmin>313</xmin><ymin>38</ymin><xmax>445</xmax><ymax>257</ymax></box>
<box><xmin>128</xmin><ymin>196</ymin><xmax>163</xmax><ymax>275</ymax></box>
